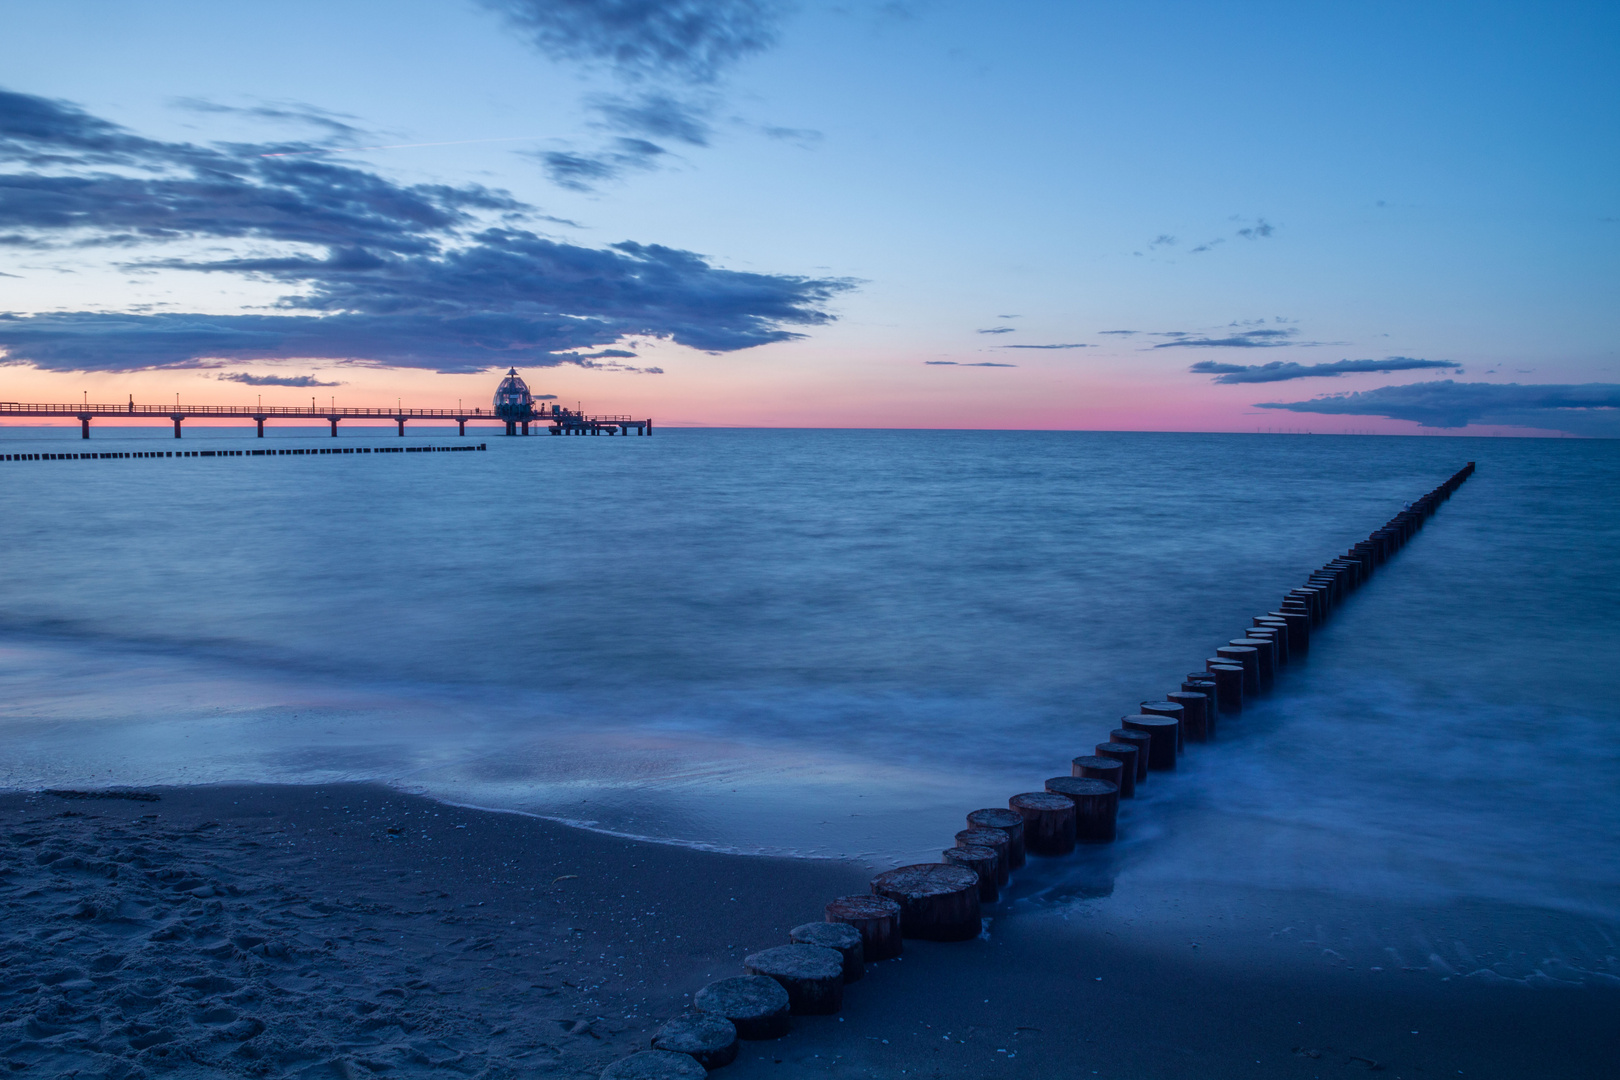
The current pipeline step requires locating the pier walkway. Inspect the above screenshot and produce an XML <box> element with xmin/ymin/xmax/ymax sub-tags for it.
<box><xmin>0</xmin><ymin>401</ymin><xmax>653</xmax><ymax>439</ymax></box>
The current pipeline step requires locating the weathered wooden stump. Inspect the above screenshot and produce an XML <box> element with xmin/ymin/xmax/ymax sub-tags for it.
<box><xmin>1071</xmin><ymin>753</ymin><xmax>1125</xmax><ymax>794</ymax></box>
<box><xmin>954</xmin><ymin>827</ymin><xmax>1011</xmax><ymax>885</ymax></box>
<box><xmin>1139</xmin><ymin>700</ymin><xmax>1186</xmax><ymax>752</ymax></box>
<box><xmin>1243</xmin><ymin>627</ymin><xmax>1284</xmax><ymax>674</ymax></box>
<box><xmin>1166</xmin><ymin>691</ymin><xmax>1208</xmax><ymax>743</ymax></box>
<box><xmin>1254</xmin><ymin>618</ymin><xmax>1291</xmax><ymax>662</ymax></box>
<box><xmin>1108</xmin><ymin>729</ymin><xmax>1153</xmax><ymax>783</ymax></box>
<box><xmin>871</xmin><ymin>864</ymin><xmax>982</xmax><ymax>941</ymax></box>
<box><xmin>967</xmin><ymin>807</ymin><xmax>1027</xmax><ymax>869</ymax></box>
<box><xmin>825</xmin><ymin>894</ymin><xmax>902</xmax><ymax>961</ymax></box>
<box><xmin>942</xmin><ymin>845</ymin><xmax>999</xmax><ymax>902</ymax></box>
<box><xmin>1121</xmin><ymin>714</ymin><xmax>1178</xmax><ymax>770</ymax></box>
<box><xmin>1215</xmin><ymin>645</ymin><xmax>1260</xmax><ymax>695</ymax></box>
<box><xmin>651</xmin><ymin>1012</ymin><xmax>739</xmax><ymax>1069</ymax></box>
<box><xmin>743</xmin><ymin>944</ymin><xmax>845</xmax><ymax>1015</ymax></box>
<box><xmin>693</xmin><ymin>975</ymin><xmax>790</xmax><ymax>1040</ymax></box>
<box><xmin>1044</xmin><ymin>777</ymin><xmax>1119</xmax><ymax>843</ymax></box>
<box><xmin>1179</xmin><ymin>681</ymin><xmax>1216</xmax><ymax>738</ymax></box>
<box><xmin>1092</xmin><ymin>742</ymin><xmax>1139</xmax><ymax>797</ymax></box>
<box><xmin>601</xmin><ymin>1049</ymin><xmax>708</xmax><ymax>1079</ymax></box>
<box><xmin>1008</xmin><ymin>791</ymin><xmax>1076</xmax><ymax>856</ymax></box>
<box><xmin>790</xmin><ymin>921</ymin><xmax>864</xmax><ymax>982</ymax></box>
<box><xmin>1230</xmin><ymin>636</ymin><xmax>1274</xmax><ymax>688</ymax></box>
<box><xmin>1204</xmin><ymin>661</ymin><xmax>1244</xmax><ymax>713</ymax></box>
<box><xmin>1268</xmin><ymin>609</ymin><xmax>1310</xmax><ymax>653</ymax></box>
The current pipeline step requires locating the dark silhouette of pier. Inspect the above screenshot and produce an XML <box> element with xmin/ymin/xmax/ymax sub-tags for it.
<box><xmin>0</xmin><ymin>370</ymin><xmax>651</xmax><ymax>439</ymax></box>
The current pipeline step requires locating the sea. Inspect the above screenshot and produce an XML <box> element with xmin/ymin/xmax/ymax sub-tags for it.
<box><xmin>3</xmin><ymin>426</ymin><xmax>1617</xmax><ymax>980</ymax></box>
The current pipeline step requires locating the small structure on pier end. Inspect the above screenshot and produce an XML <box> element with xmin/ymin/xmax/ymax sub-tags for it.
<box><xmin>493</xmin><ymin>367</ymin><xmax>537</xmax><ymax>435</ymax></box>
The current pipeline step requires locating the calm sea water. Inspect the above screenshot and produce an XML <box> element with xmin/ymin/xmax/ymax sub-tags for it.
<box><xmin>2</xmin><ymin>427</ymin><xmax>1616</xmax><ymax>937</ymax></box>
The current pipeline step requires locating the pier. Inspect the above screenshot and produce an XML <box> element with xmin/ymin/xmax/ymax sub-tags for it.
<box><xmin>0</xmin><ymin>369</ymin><xmax>651</xmax><ymax>439</ymax></box>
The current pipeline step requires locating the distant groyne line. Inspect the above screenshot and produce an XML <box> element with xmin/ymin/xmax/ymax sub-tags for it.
<box><xmin>0</xmin><ymin>401</ymin><xmax>652</xmax><ymax>438</ymax></box>
<box><xmin>596</xmin><ymin>461</ymin><xmax>1482</xmax><ymax>1079</ymax></box>
<box><xmin>4</xmin><ymin>444</ymin><xmax>486</xmax><ymax>463</ymax></box>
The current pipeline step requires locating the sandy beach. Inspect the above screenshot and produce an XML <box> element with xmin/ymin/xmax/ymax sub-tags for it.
<box><xmin>3</xmin><ymin>783</ymin><xmax>1614</xmax><ymax>1079</ymax></box>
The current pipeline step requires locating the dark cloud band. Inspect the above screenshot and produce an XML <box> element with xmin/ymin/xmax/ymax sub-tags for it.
<box><xmin>1192</xmin><ymin>357</ymin><xmax>1461</xmax><ymax>384</ymax></box>
<box><xmin>1256</xmin><ymin>380</ymin><xmax>1620</xmax><ymax>437</ymax></box>
<box><xmin>0</xmin><ymin>88</ymin><xmax>851</xmax><ymax>372</ymax></box>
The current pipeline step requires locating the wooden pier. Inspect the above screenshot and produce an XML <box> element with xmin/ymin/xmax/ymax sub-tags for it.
<box><xmin>0</xmin><ymin>401</ymin><xmax>652</xmax><ymax>439</ymax></box>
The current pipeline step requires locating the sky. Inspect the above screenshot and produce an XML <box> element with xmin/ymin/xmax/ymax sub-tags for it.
<box><xmin>1</xmin><ymin>0</ymin><xmax>1616</xmax><ymax>434</ymax></box>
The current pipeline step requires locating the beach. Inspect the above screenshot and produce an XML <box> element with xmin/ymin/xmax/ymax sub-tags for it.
<box><xmin>4</xmin><ymin>784</ymin><xmax>1614</xmax><ymax>1079</ymax></box>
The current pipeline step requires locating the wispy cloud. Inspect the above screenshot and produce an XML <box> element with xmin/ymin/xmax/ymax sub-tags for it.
<box><xmin>1153</xmin><ymin>328</ymin><xmax>1301</xmax><ymax>348</ymax></box>
<box><xmin>478</xmin><ymin>0</ymin><xmax>783</xmax><ymax>84</ymax></box>
<box><xmin>0</xmin><ymin>89</ymin><xmax>853</xmax><ymax>373</ymax></box>
<box><xmin>217</xmin><ymin>372</ymin><xmax>342</xmax><ymax>387</ymax></box>
<box><xmin>1256</xmin><ymin>380</ymin><xmax>1620</xmax><ymax>436</ymax></box>
<box><xmin>1191</xmin><ymin>356</ymin><xmax>1461</xmax><ymax>384</ymax></box>
<box><xmin>925</xmin><ymin>361</ymin><xmax>1016</xmax><ymax>367</ymax></box>
<box><xmin>589</xmin><ymin>92</ymin><xmax>712</xmax><ymax>146</ymax></box>
<box><xmin>976</xmin><ymin>326</ymin><xmax>1016</xmax><ymax>335</ymax></box>
<box><xmin>528</xmin><ymin>137</ymin><xmax>668</xmax><ymax>189</ymax></box>
<box><xmin>172</xmin><ymin>98</ymin><xmax>369</xmax><ymax>143</ymax></box>
<box><xmin>997</xmin><ymin>343</ymin><xmax>1088</xmax><ymax>350</ymax></box>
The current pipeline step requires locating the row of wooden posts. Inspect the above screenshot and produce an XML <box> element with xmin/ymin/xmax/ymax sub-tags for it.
<box><xmin>602</xmin><ymin>462</ymin><xmax>1479</xmax><ymax>1079</ymax></box>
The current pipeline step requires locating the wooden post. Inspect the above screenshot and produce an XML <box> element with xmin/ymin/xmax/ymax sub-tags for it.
<box><xmin>1071</xmin><ymin>754</ymin><xmax>1126</xmax><ymax>795</ymax></box>
<box><xmin>743</xmin><ymin>945</ymin><xmax>844</xmax><ymax>1015</ymax></box>
<box><xmin>1139</xmin><ymin>700</ymin><xmax>1185</xmax><ymax>753</ymax></box>
<box><xmin>1216</xmin><ymin>645</ymin><xmax>1260</xmax><ymax>694</ymax></box>
<box><xmin>1009</xmin><ymin>792</ymin><xmax>1076</xmax><ymax>856</ymax></box>
<box><xmin>942</xmin><ymin>846</ymin><xmax>999</xmax><ymax>902</ymax></box>
<box><xmin>1204</xmin><ymin>661</ymin><xmax>1245</xmax><ymax>712</ymax></box>
<box><xmin>955</xmin><ymin>828</ymin><xmax>1010</xmax><ymax>885</ymax></box>
<box><xmin>1045</xmin><ymin>777</ymin><xmax>1119</xmax><ymax>843</ymax></box>
<box><xmin>1108</xmin><ymin>729</ymin><xmax>1153</xmax><ymax>782</ymax></box>
<box><xmin>652</xmin><ymin>1013</ymin><xmax>739</xmax><ymax>1070</ymax></box>
<box><xmin>1092</xmin><ymin>743</ymin><xmax>1139</xmax><ymax>796</ymax></box>
<box><xmin>1121</xmin><ymin>714</ymin><xmax>1178</xmax><ymax>770</ymax></box>
<box><xmin>790</xmin><ymin>922</ymin><xmax>864</xmax><ymax>982</ymax></box>
<box><xmin>870</xmin><ymin>864</ymin><xmax>981</xmax><ymax>941</ymax></box>
<box><xmin>825</xmin><ymin>894</ymin><xmax>902</xmax><ymax>960</ymax></box>
<box><xmin>966</xmin><ymin>807</ymin><xmax>1026</xmax><ymax>869</ymax></box>
<box><xmin>1166</xmin><ymin>691</ymin><xmax>1208</xmax><ymax>743</ymax></box>
<box><xmin>693</xmin><ymin>976</ymin><xmax>790</xmax><ymax>1040</ymax></box>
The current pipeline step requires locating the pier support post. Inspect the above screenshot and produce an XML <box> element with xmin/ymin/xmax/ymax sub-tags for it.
<box><xmin>521</xmin><ymin>420</ymin><xmax>529</xmax><ymax>435</ymax></box>
<box><xmin>505</xmin><ymin>420</ymin><xmax>515</xmax><ymax>436</ymax></box>
<box><xmin>172</xmin><ymin>416</ymin><xmax>183</xmax><ymax>438</ymax></box>
<box><xmin>79</xmin><ymin>416</ymin><xmax>90</xmax><ymax>439</ymax></box>
<box><xmin>329</xmin><ymin>417</ymin><xmax>339</xmax><ymax>437</ymax></box>
<box><xmin>396</xmin><ymin>418</ymin><xmax>405</xmax><ymax>437</ymax></box>
<box><xmin>458</xmin><ymin>419</ymin><xmax>466</xmax><ymax>436</ymax></box>
<box><xmin>255</xmin><ymin>417</ymin><xmax>265</xmax><ymax>437</ymax></box>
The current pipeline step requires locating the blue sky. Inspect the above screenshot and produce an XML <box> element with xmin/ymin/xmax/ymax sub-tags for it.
<box><xmin>1</xmin><ymin>0</ymin><xmax>1616</xmax><ymax>433</ymax></box>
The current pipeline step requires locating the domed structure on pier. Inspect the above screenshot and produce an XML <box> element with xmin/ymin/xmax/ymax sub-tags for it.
<box><xmin>493</xmin><ymin>367</ymin><xmax>535</xmax><ymax>420</ymax></box>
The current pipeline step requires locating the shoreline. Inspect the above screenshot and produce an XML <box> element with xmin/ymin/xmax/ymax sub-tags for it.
<box><xmin>3</xmin><ymin>783</ymin><xmax>1616</xmax><ymax>1079</ymax></box>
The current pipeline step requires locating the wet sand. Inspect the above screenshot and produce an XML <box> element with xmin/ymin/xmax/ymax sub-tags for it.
<box><xmin>2</xmin><ymin>783</ymin><xmax>1614</xmax><ymax>1079</ymax></box>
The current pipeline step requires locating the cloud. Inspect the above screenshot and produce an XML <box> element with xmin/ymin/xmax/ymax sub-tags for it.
<box><xmin>997</xmin><ymin>343</ymin><xmax>1087</xmax><ymax>350</ymax></box>
<box><xmin>1098</xmin><ymin>330</ymin><xmax>1138</xmax><ymax>336</ymax></box>
<box><xmin>1236</xmin><ymin>219</ymin><xmax>1274</xmax><ymax>240</ymax></box>
<box><xmin>1152</xmin><ymin>328</ymin><xmax>1301</xmax><ymax>349</ymax></box>
<box><xmin>217</xmin><ymin>371</ymin><xmax>342</xmax><ymax>387</ymax></box>
<box><xmin>1191</xmin><ymin>356</ymin><xmax>1462</xmax><ymax>384</ymax></box>
<box><xmin>590</xmin><ymin>92</ymin><xmax>712</xmax><ymax>145</ymax></box>
<box><xmin>761</xmin><ymin>125</ymin><xmax>822</xmax><ymax>147</ymax></box>
<box><xmin>1255</xmin><ymin>380</ymin><xmax>1620</xmax><ymax>436</ymax></box>
<box><xmin>925</xmin><ymin>361</ymin><xmax>1016</xmax><ymax>367</ymax></box>
<box><xmin>0</xmin><ymin>89</ymin><xmax>853</xmax><ymax>372</ymax></box>
<box><xmin>528</xmin><ymin>137</ymin><xmax>668</xmax><ymax>189</ymax></box>
<box><xmin>478</xmin><ymin>0</ymin><xmax>783</xmax><ymax>83</ymax></box>
<box><xmin>976</xmin><ymin>326</ymin><xmax>1016</xmax><ymax>335</ymax></box>
<box><xmin>172</xmin><ymin>98</ymin><xmax>368</xmax><ymax>143</ymax></box>
<box><xmin>572</xmin><ymin>349</ymin><xmax>638</xmax><ymax>359</ymax></box>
